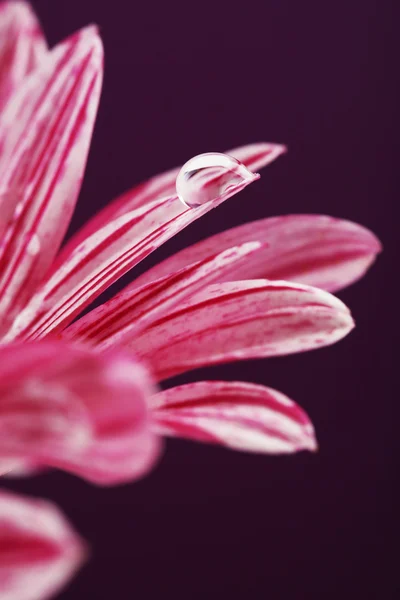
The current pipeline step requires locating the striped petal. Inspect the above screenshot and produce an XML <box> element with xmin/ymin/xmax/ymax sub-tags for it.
<box><xmin>56</xmin><ymin>142</ymin><xmax>286</xmax><ymax>253</ymax></box>
<box><xmin>0</xmin><ymin>1</ymin><xmax>47</xmax><ymax>112</ymax></box>
<box><xmin>0</xmin><ymin>341</ymin><xmax>160</xmax><ymax>486</ymax></box>
<box><xmin>0</xmin><ymin>489</ymin><xmax>85</xmax><ymax>600</ymax></box>
<box><xmin>7</xmin><ymin>160</ymin><xmax>261</xmax><ymax>342</ymax></box>
<box><xmin>152</xmin><ymin>380</ymin><xmax>316</xmax><ymax>453</ymax></box>
<box><xmin>132</xmin><ymin>214</ymin><xmax>382</xmax><ymax>294</ymax></box>
<box><xmin>62</xmin><ymin>242</ymin><xmax>262</xmax><ymax>346</ymax></box>
<box><xmin>0</xmin><ymin>26</ymin><xmax>103</xmax><ymax>335</ymax></box>
<box><xmin>123</xmin><ymin>280</ymin><xmax>354</xmax><ymax>381</ymax></box>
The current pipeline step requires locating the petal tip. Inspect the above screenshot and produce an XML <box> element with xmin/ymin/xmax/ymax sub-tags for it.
<box><xmin>81</xmin><ymin>24</ymin><xmax>103</xmax><ymax>56</ymax></box>
<box><xmin>67</xmin><ymin>23</ymin><xmax>103</xmax><ymax>60</ymax></box>
<box><xmin>275</xmin><ymin>143</ymin><xmax>288</xmax><ymax>155</ymax></box>
<box><xmin>365</xmin><ymin>233</ymin><xmax>383</xmax><ymax>256</ymax></box>
<box><xmin>331</xmin><ymin>308</ymin><xmax>355</xmax><ymax>341</ymax></box>
<box><xmin>301</xmin><ymin>428</ymin><xmax>318</xmax><ymax>453</ymax></box>
<box><xmin>261</xmin><ymin>141</ymin><xmax>288</xmax><ymax>157</ymax></box>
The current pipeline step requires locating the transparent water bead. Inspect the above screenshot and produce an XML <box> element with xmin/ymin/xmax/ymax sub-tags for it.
<box><xmin>176</xmin><ymin>152</ymin><xmax>256</xmax><ymax>208</ymax></box>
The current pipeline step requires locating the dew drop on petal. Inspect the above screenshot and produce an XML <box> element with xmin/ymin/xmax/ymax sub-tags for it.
<box><xmin>176</xmin><ymin>152</ymin><xmax>256</xmax><ymax>208</ymax></box>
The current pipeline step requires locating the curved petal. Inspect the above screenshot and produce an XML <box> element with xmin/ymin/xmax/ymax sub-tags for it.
<box><xmin>62</xmin><ymin>242</ymin><xmax>262</xmax><ymax>345</ymax></box>
<box><xmin>0</xmin><ymin>378</ymin><xmax>92</xmax><ymax>473</ymax></box>
<box><xmin>121</xmin><ymin>280</ymin><xmax>354</xmax><ymax>381</ymax></box>
<box><xmin>1</xmin><ymin>462</ymin><xmax>48</xmax><ymax>478</ymax></box>
<box><xmin>48</xmin><ymin>353</ymin><xmax>162</xmax><ymax>486</ymax></box>
<box><xmin>0</xmin><ymin>341</ymin><xmax>160</xmax><ymax>486</ymax></box>
<box><xmin>152</xmin><ymin>380</ymin><xmax>317</xmax><ymax>453</ymax></box>
<box><xmin>7</xmin><ymin>162</ymin><xmax>260</xmax><ymax>342</ymax></box>
<box><xmin>132</xmin><ymin>215</ymin><xmax>382</xmax><ymax>294</ymax></box>
<box><xmin>56</xmin><ymin>142</ymin><xmax>286</xmax><ymax>254</ymax></box>
<box><xmin>0</xmin><ymin>26</ymin><xmax>103</xmax><ymax>335</ymax></box>
<box><xmin>0</xmin><ymin>489</ymin><xmax>85</xmax><ymax>600</ymax></box>
<box><xmin>0</xmin><ymin>1</ymin><xmax>47</xmax><ymax>112</ymax></box>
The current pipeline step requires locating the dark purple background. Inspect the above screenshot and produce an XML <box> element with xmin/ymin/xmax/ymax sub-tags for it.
<box><xmin>8</xmin><ymin>1</ymin><xmax>397</xmax><ymax>599</ymax></box>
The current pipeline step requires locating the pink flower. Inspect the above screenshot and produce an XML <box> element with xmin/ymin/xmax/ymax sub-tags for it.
<box><xmin>0</xmin><ymin>488</ymin><xmax>85</xmax><ymax>600</ymax></box>
<box><xmin>0</xmin><ymin>2</ymin><xmax>381</xmax><ymax>482</ymax></box>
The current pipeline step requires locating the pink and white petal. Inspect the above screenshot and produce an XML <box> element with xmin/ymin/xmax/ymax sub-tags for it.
<box><xmin>0</xmin><ymin>489</ymin><xmax>85</xmax><ymax>600</ymax></box>
<box><xmin>0</xmin><ymin>26</ymin><xmax>103</xmax><ymax>335</ymax></box>
<box><xmin>8</xmin><ymin>165</ymin><xmax>260</xmax><ymax>342</ymax></box>
<box><xmin>132</xmin><ymin>215</ymin><xmax>382</xmax><ymax>294</ymax></box>
<box><xmin>56</xmin><ymin>142</ymin><xmax>286</xmax><ymax>254</ymax></box>
<box><xmin>0</xmin><ymin>1</ymin><xmax>47</xmax><ymax>112</ymax></box>
<box><xmin>0</xmin><ymin>342</ymin><xmax>160</xmax><ymax>485</ymax></box>
<box><xmin>124</xmin><ymin>280</ymin><xmax>354</xmax><ymax>381</ymax></box>
<box><xmin>227</xmin><ymin>142</ymin><xmax>287</xmax><ymax>172</ymax></box>
<box><xmin>49</xmin><ymin>427</ymin><xmax>161</xmax><ymax>486</ymax></box>
<box><xmin>152</xmin><ymin>380</ymin><xmax>316</xmax><ymax>453</ymax></box>
<box><xmin>62</xmin><ymin>241</ymin><xmax>262</xmax><ymax>345</ymax></box>
<box><xmin>47</xmin><ymin>352</ymin><xmax>162</xmax><ymax>486</ymax></box>
<box><xmin>0</xmin><ymin>343</ymin><xmax>93</xmax><ymax>467</ymax></box>
<box><xmin>0</xmin><ymin>385</ymin><xmax>92</xmax><ymax>467</ymax></box>
<box><xmin>0</xmin><ymin>462</ymin><xmax>47</xmax><ymax>478</ymax></box>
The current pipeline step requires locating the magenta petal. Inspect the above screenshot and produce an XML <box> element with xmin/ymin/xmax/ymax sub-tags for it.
<box><xmin>226</xmin><ymin>142</ymin><xmax>287</xmax><ymax>172</ymax></box>
<box><xmin>0</xmin><ymin>378</ymin><xmax>92</xmax><ymax>469</ymax></box>
<box><xmin>0</xmin><ymin>1</ymin><xmax>47</xmax><ymax>112</ymax></box>
<box><xmin>6</xmin><ymin>143</ymin><xmax>284</xmax><ymax>341</ymax></box>
<box><xmin>0</xmin><ymin>342</ymin><xmax>160</xmax><ymax>486</ymax></box>
<box><xmin>9</xmin><ymin>163</ymin><xmax>260</xmax><ymax>341</ymax></box>
<box><xmin>47</xmin><ymin>354</ymin><xmax>162</xmax><ymax>486</ymax></box>
<box><xmin>0</xmin><ymin>489</ymin><xmax>85</xmax><ymax>600</ymax></box>
<box><xmin>0</xmin><ymin>26</ymin><xmax>103</xmax><ymax>335</ymax></box>
<box><xmin>127</xmin><ymin>280</ymin><xmax>354</xmax><ymax>381</ymax></box>
<box><xmin>152</xmin><ymin>380</ymin><xmax>316</xmax><ymax>453</ymax></box>
<box><xmin>62</xmin><ymin>241</ymin><xmax>262</xmax><ymax>346</ymax></box>
<box><xmin>55</xmin><ymin>142</ymin><xmax>286</xmax><ymax>254</ymax></box>
<box><xmin>132</xmin><ymin>214</ymin><xmax>382</xmax><ymax>294</ymax></box>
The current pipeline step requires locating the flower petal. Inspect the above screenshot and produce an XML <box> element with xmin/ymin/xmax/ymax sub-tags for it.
<box><xmin>0</xmin><ymin>1</ymin><xmax>47</xmax><ymax>112</ymax></box>
<box><xmin>0</xmin><ymin>489</ymin><xmax>85</xmax><ymax>600</ymax></box>
<box><xmin>7</xmin><ymin>162</ymin><xmax>260</xmax><ymax>342</ymax></box>
<box><xmin>55</xmin><ymin>142</ymin><xmax>286</xmax><ymax>253</ymax></box>
<box><xmin>122</xmin><ymin>280</ymin><xmax>354</xmax><ymax>381</ymax></box>
<box><xmin>0</xmin><ymin>26</ymin><xmax>103</xmax><ymax>335</ymax></box>
<box><xmin>0</xmin><ymin>341</ymin><xmax>160</xmax><ymax>486</ymax></box>
<box><xmin>152</xmin><ymin>380</ymin><xmax>316</xmax><ymax>453</ymax></box>
<box><xmin>62</xmin><ymin>241</ymin><xmax>262</xmax><ymax>346</ymax></box>
<box><xmin>47</xmin><ymin>354</ymin><xmax>162</xmax><ymax>486</ymax></box>
<box><xmin>132</xmin><ymin>214</ymin><xmax>382</xmax><ymax>294</ymax></box>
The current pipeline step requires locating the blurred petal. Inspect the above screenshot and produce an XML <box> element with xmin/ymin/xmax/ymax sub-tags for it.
<box><xmin>56</xmin><ymin>142</ymin><xmax>286</xmax><ymax>252</ymax></box>
<box><xmin>8</xmin><ymin>160</ymin><xmax>260</xmax><ymax>341</ymax></box>
<box><xmin>0</xmin><ymin>342</ymin><xmax>160</xmax><ymax>486</ymax></box>
<box><xmin>132</xmin><ymin>215</ymin><xmax>382</xmax><ymax>294</ymax></box>
<box><xmin>0</xmin><ymin>374</ymin><xmax>92</xmax><ymax>471</ymax></box>
<box><xmin>126</xmin><ymin>280</ymin><xmax>354</xmax><ymax>381</ymax></box>
<box><xmin>48</xmin><ymin>353</ymin><xmax>162</xmax><ymax>486</ymax></box>
<box><xmin>153</xmin><ymin>380</ymin><xmax>316</xmax><ymax>453</ymax></box>
<box><xmin>63</xmin><ymin>242</ymin><xmax>262</xmax><ymax>346</ymax></box>
<box><xmin>1</xmin><ymin>461</ymin><xmax>47</xmax><ymax>478</ymax></box>
<box><xmin>0</xmin><ymin>26</ymin><xmax>103</xmax><ymax>334</ymax></box>
<box><xmin>0</xmin><ymin>1</ymin><xmax>47</xmax><ymax>112</ymax></box>
<box><xmin>0</xmin><ymin>489</ymin><xmax>85</xmax><ymax>600</ymax></box>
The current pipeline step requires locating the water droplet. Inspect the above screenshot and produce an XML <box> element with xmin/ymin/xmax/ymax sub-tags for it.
<box><xmin>176</xmin><ymin>152</ymin><xmax>256</xmax><ymax>208</ymax></box>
